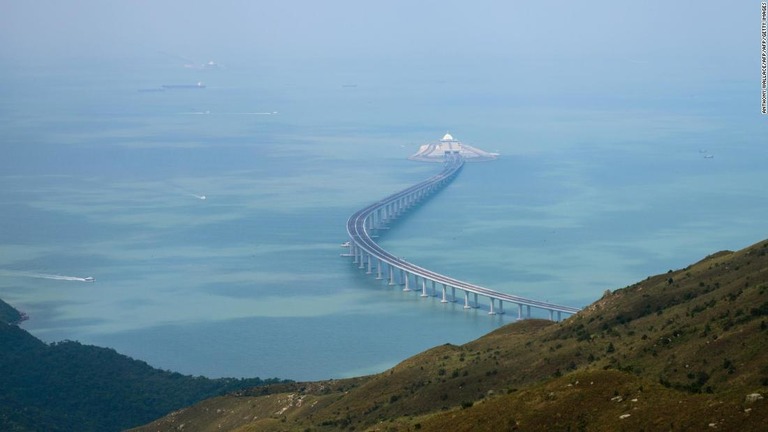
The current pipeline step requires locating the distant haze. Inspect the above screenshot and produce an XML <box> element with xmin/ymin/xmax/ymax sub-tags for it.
<box><xmin>0</xmin><ymin>0</ymin><xmax>755</xmax><ymax>85</ymax></box>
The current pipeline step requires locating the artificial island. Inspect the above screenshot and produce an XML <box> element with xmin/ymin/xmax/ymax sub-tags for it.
<box><xmin>408</xmin><ymin>133</ymin><xmax>499</xmax><ymax>162</ymax></box>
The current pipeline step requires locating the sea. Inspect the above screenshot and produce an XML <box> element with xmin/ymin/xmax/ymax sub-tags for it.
<box><xmin>1</xmin><ymin>57</ymin><xmax>766</xmax><ymax>381</ymax></box>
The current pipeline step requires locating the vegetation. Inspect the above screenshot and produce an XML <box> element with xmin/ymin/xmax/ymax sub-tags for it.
<box><xmin>132</xmin><ymin>239</ymin><xmax>768</xmax><ymax>431</ymax></box>
<box><xmin>0</xmin><ymin>300</ymin><xmax>288</xmax><ymax>432</ymax></box>
<box><xmin>0</xmin><ymin>298</ymin><xmax>25</xmax><ymax>326</ymax></box>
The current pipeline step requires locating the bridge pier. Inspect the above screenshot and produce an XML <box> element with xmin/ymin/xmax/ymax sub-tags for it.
<box><xmin>352</xmin><ymin>244</ymin><xmax>358</xmax><ymax>264</ymax></box>
<box><xmin>517</xmin><ymin>303</ymin><xmax>523</xmax><ymax>320</ymax></box>
<box><xmin>489</xmin><ymin>298</ymin><xmax>496</xmax><ymax>315</ymax></box>
<box><xmin>549</xmin><ymin>310</ymin><xmax>554</xmax><ymax>321</ymax></box>
<box><xmin>388</xmin><ymin>266</ymin><xmax>395</xmax><ymax>285</ymax></box>
<box><xmin>376</xmin><ymin>259</ymin><xmax>382</xmax><ymax>279</ymax></box>
<box><xmin>498</xmin><ymin>301</ymin><xmax>504</xmax><ymax>315</ymax></box>
<box><xmin>463</xmin><ymin>291</ymin><xmax>471</xmax><ymax>309</ymax></box>
<box><xmin>441</xmin><ymin>284</ymin><xmax>448</xmax><ymax>303</ymax></box>
<box><xmin>526</xmin><ymin>305</ymin><xmax>531</xmax><ymax>318</ymax></box>
<box><xmin>474</xmin><ymin>293</ymin><xmax>479</xmax><ymax>308</ymax></box>
<box><xmin>366</xmin><ymin>254</ymin><xmax>372</xmax><ymax>274</ymax></box>
<box><xmin>451</xmin><ymin>286</ymin><xmax>456</xmax><ymax>302</ymax></box>
<box><xmin>421</xmin><ymin>278</ymin><xmax>428</xmax><ymax>297</ymax></box>
<box><xmin>403</xmin><ymin>272</ymin><xmax>411</xmax><ymax>292</ymax></box>
<box><xmin>431</xmin><ymin>280</ymin><xmax>436</xmax><ymax>297</ymax></box>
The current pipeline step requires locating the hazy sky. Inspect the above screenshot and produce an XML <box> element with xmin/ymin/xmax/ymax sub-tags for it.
<box><xmin>0</xmin><ymin>0</ymin><xmax>758</xmax><ymax>73</ymax></box>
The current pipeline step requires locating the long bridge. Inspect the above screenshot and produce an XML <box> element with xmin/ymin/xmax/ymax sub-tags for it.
<box><xmin>344</xmin><ymin>155</ymin><xmax>580</xmax><ymax>321</ymax></box>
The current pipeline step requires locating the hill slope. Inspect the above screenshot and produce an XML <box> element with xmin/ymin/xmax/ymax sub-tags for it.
<box><xmin>0</xmin><ymin>299</ymin><xmax>287</xmax><ymax>432</ymax></box>
<box><xmin>133</xmin><ymin>239</ymin><xmax>768</xmax><ymax>431</ymax></box>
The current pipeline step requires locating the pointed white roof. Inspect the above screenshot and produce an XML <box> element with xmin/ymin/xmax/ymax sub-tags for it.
<box><xmin>441</xmin><ymin>133</ymin><xmax>454</xmax><ymax>141</ymax></box>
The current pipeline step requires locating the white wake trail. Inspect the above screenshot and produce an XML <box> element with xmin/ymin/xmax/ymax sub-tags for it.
<box><xmin>33</xmin><ymin>273</ymin><xmax>88</xmax><ymax>282</ymax></box>
<box><xmin>0</xmin><ymin>270</ymin><xmax>91</xmax><ymax>282</ymax></box>
<box><xmin>170</xmin><ymin>184</ymin><xmax>207</xmax><ymax>201</ymax></box>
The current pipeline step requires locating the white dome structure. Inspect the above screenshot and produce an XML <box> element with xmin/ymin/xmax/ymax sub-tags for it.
<box><xmin>409</xmin><ymin>133</ymin><xmax>499</xmax><ymax>163</ymax></box>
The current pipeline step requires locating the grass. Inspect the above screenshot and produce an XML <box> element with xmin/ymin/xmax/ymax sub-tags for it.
<box><xmin>131</xmin><ymin>239</ymin><xmax>768</xmax><ymax>431</ymax></box>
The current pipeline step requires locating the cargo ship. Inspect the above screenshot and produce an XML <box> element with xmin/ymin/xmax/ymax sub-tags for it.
<box><xmin>161</xmin><ymin>81</ymin><xmax>206</xmax><ymax>89</ymax></box>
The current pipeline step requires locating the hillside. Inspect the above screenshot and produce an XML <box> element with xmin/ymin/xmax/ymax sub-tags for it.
<box><xmin>133</xmin><ymin>239</ymin><xmax>768</xmax><ymax>431</ymax></box>
<box><xmin>0</xmin><ymin>299</ymin><xmax>287</xmax><ymax>432</ymax></box>
<box><xmin>0</xmin><ymin>297</ymin><xmax>25</xmax><ymax>325</ymax></box>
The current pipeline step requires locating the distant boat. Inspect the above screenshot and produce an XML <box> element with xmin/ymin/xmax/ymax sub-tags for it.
<box><xmin>162</xmin><ymin>82</ymin><xmax>206</xmax><ymax>89</ymax></box>
<box><xmin>83</xmin><ymin>277</ymin><xmax>95</xmax><ymax>282</ymax></box>
<box><xmin>340</xmin><ymin>241</ymin><xmax>351</xmax><ymax>247</ymax></box>
<box><xmin>704</xmin><ymin>155</ymin><xmax>714</xmax><ymax>159</ymax></box>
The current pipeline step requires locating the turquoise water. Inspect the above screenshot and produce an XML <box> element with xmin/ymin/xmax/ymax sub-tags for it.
<box><xmin>1</xmin><ymin>60</ymin><xmax>767</xmax><ymax>380</ymax></box>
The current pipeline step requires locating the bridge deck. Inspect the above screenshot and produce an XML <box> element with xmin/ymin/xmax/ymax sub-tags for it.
<box><xmin>345</xmin><ymin>156</ymin><xmax>580</xmax><ymax>316</ymax></box>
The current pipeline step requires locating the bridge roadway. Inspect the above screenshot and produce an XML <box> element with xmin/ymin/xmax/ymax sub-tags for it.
<box><xmin>345</xmin><ymin>155</ymin><xmax>581</xmax><ymax>320</ymax></box>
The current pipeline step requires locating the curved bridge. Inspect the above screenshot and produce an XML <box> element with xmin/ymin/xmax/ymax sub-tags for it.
<box><xmin>345</xmin><ymin>156</ymin><xmax>580</xmax><ymax>321</ymax></box>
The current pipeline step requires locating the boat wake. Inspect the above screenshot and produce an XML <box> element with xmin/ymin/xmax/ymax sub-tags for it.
<box><xmin>0</xmin><ymin>270</ymin><xmax>94</xmax><ymax>282</ymax></box>
<box><xmin>170</xmin><ymin>183</ymin><xmax>207</xmax><ymax>201</ymax></box>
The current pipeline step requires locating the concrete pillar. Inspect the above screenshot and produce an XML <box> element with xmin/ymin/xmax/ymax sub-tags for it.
<box><xmin>376</xmin><ymin>259</ymin><xmax>382</xmax><ymax>279</ymax></box>
<box><xmin>441</xmin><ymin>284</ymin><xmax>448</xmax><ymax>303</ymax></box>
<box><xmin>366</xmin><ymin>254</ymin><xmax>372</xmax><ymax>274</ymax></box>
<box><xmin>498</xmin><ymin>301</ymin><xmax>504</xmax><ymax>315</ymax></box>
<box><xmin>518</xmin><ymin>304</ymin><xmax>523</xmax><ymax>320</ymax></box>
<box><xmin>463</xmin><ymin>291</ymin><xmax>471</xmax><ymax>309</ymax></box>
<box><xmin>489</xmin><ymin>298</ymin><xmax>496</xmax><ymax>315</ymax></box>
<box><xmin>358</xmin><ymin>251</ymin><xmax>365</xmax><ymax>269</ymax></box>
<box><xmin>549</xmin><ymin>310</ymin><xmax>554</xmax><ymax>321</ymax></box>
<box><xmin>388</xmin><ymin>265</ymin><xmax>395</xmax><ymax>285</ymax></box>
<box><xmin>451</xmin><ymin>286</ymin><xmax>456</xmax><ymax>302</ymax></box>
<box><xmin>526</xmin><ymin>305</ymin><xmax>531</xmax><ymax>318</ymax></box>
<box><xmin>474</xmin><ymin>293</ymin><xmax>479</xmax><ymax>308</ymax></box>
<box><xmin>421</xmin><ymin>278</ymin><xmax>428</xmax><ymax>297</ymax></box>
<box><xmin>431</xmin><ymin>280</ymin><xmax>436</xmax><ymax>297</ymax></box>
<box><xmin>557</xmin><ymin>311</ymin><xmax>562</xmax><ymax>322</ymax></box>
<box><xmin>352</xmin><ymin>244</ymin><xmax>358</xmax><ymax>264</ymax></box>
<box><xmin>403</xmin><ymin>272</ymin><xmax>411</xmax><ymax>292</ymax></box>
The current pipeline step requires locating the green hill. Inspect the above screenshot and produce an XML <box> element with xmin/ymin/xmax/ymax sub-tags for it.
<box><xmin>132</xmin><ymin>239</ymin><xmax>768</xmax><ymax>431</ymax></box>
<box><xmin>0</xmin><ymin>299</ymin><xmax>287</xmax><ymax>432</ymax></box>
